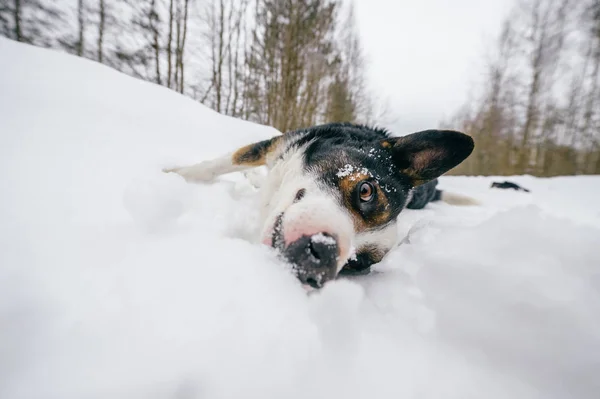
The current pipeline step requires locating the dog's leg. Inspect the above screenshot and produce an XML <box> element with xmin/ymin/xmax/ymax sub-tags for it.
<box><xmin>164</xmin><ymin>152</ymin><xmax>248</xmax><ymax>182</ymax></box>
<box><xmin>164</xmin><ymin>135</ymin><xmax>282</xmax><ymax>182</ymax></box>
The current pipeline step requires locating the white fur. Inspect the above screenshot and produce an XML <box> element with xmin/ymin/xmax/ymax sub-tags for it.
<box><xmin>167</xmin><ymin>142</ymin><xmax>356</xmax><ymax>271</ymax></box>
<box><xmin>354</xmin><ymin>223</ymin><xmax>399</xmax><ymax>251</ymax></box>
<box><xmin>405</xmin><ymin>189</ymin><xmax>414</xmax><ymax>205</ymax></box>
<box><xmin>258</xmin><ymin>149</ymin><xmax>355</xmax><ymax>272</ymax></box>
<box><xmin>257</xmin><ymin>149</ymin><xmax>308</xmax><ymax>223</ymax></box>
<box><xmin>354</xmin><ymin>223</ymin><xmax>400</xmax><ymax>260</ymax></box>
<box><xmin>440</xmin><ymin>191</ymin><xmax>480</xmax><ymax>206</ymax></box>
<box><xmin>164</xmin><ymin>152</ymin><xmax>250</xmax><ymax>182</ymax></box>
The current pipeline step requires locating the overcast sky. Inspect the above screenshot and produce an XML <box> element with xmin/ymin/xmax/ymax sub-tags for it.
<box><xmin>353</xmin><ymin>0</ymin><xmax>514</xmax><ymax>134</ymax></box>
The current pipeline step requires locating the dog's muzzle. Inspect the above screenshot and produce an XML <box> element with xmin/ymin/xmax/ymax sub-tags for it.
<box><xmin>272</xmin><ymin>214</ymin><xmax>339</xmax><ymax>289</ymax></box>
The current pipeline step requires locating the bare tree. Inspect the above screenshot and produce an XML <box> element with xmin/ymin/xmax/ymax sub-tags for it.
<box><xmin>327</xmin><ymin>3</ymin><xmax>369</xmax><ymax>124</ymax></box>
<box><xmin>444</xmin><ymin>0</ymin><xmax>600</xmax><ymax>177</ymax></box>
<box><xmin>150</xmin><ymin>0</ymin><xmax>161</xmax><ymax>85</ymax></box>
<box><xmin>97</xmin><ymin>0</ymin><xmax>105</xmax><ymax>62</ymax></box>
<box><xmin>0</xmin><ymin>0</ymin><xmax>380</xmax><ymax>143</ymax></box>
<box><xmin>14</xmin><ymin>0</ymin><xmax>22</xmax><ymax>41</ymax></box>
<box><xmin>77</xmin><ymin>0</ymin><xmax>85</xmax><ymax>56</ymax></box>
<box><xmin>201</xmin><ymin>0</ymin><xmax>250</xmax><ymax>113</ymax></box>
<box><xmin>206</xmin><ymin>0</ymin><xmax>227</xmax><ymax>112</ymax></box>
<box><xmin>176</xmin><ymin>0</ymin><xmax>189</xmax><ymax>93</ymax></box>
<box><xmin>515</xmin><ymin>0</ymin><xmax>572</xmax><ymax>172</ymax></box>
<box><xmin>0</xmin><ymin>0</ymin><xmax>64</xmax><ymax>45</ymax></box>
<box><xmin>243</xmin><ymin>0</ymin><xmax>339</xmax><ymax>131</ymax></box>
<box><xmin>166</xmin><ymin>0</ymin><xmax>174</xmax><ymax>88</ymax></box>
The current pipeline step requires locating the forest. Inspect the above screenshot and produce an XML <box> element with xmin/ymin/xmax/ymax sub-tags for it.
<box><xmin>1</xmin><ymin>0</ymin><xmax>599</xmax><ymax>176</ymax></box>
<box><xmin>443</xmin><ymin>0</ymin><xmax>600</xmax><ymax>176</ymax></box>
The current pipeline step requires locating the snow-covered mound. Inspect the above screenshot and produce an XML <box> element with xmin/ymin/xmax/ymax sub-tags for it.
<box><xmin>1</xmin><ymin>38</ymin><xmax>599</xmax><ymax>399</ymax></box>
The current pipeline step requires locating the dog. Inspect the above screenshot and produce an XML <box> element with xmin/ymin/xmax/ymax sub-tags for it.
<box><xmin>491</xmin><ymin>181</ymin><xmax>530</xmax><ymax>192</ymax></box>
<box><xmin>164</xmin><ymin>122</ymin><xmax>475</xmax><ymax>289</ymax></box>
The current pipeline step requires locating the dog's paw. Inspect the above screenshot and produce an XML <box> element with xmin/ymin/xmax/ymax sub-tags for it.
<box><xmin>163</xmin><ymin>162</ymin><xmax>216</xmax><ymax>183</ymax></box>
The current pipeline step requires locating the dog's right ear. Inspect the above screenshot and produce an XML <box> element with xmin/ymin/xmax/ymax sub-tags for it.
<box><xmin>381</xmin><ymin>130</ymin><xmax>474</xmax><ymax>186</ymax></box>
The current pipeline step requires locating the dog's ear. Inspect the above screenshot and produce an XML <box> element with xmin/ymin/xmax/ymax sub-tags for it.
<box><xmin>381</xmin><ymin>130</ymin><xmax>474</xmax><ymax>186</ymax></box>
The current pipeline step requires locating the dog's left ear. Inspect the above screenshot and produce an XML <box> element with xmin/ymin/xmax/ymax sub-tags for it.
<box><xmin>381</xmin><ymin>130</ymin><xmax>474</xmax><ymax>186</ymax></box>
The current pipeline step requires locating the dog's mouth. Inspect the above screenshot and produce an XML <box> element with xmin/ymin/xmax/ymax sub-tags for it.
<box><xmin>270</xmin><ymin>212</ymin><xmax>339</xmax><ymax>289</ymax></box>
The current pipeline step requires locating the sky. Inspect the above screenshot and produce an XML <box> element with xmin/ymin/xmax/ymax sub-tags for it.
<box><xmin>353</xmin><ymin>0</ymin><xmax>514</xmax><ymax>134</ymax></box>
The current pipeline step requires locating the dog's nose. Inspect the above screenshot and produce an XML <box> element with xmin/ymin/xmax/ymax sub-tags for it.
<box><xmin>284</xmin><ymin>233</ymin><xmax>339</xmax><ymax>288</ymax></box>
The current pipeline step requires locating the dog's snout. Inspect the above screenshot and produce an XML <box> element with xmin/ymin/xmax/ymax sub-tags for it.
<box><xmin>284</xmin><ymin>233</ymin><xmax>338</xmax><ymax>288</ymax></box>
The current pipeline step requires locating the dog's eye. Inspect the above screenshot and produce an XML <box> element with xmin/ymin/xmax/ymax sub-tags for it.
<box><xmin>359</xmin><ymin>182</ymin><xmax>374</xmax><ymax>202</ymax></box>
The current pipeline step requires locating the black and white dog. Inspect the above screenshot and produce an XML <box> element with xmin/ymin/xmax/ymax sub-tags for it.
<box><xmin>165</xmin><ymin>123</ymin><xmax>475</xmax><ymax>289</ymax></box>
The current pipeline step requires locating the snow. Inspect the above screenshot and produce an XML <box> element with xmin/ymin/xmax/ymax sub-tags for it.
<box><xmin>311</xmin><ymin>232</ymin><xmax>337</xmax><ymax>247</ymax></box>
<box><xmin>336</xmin><ymin>164</ymin><xmax>374</xmax><ymax>181</ymax></box>
<box><xmin>337</xmin><ymin>164</ymin><xmax>356</xmax><ymax>177</ymax></box>
<box><xmin>1</xmin><ymin>37</ymin><xmax>600</xmax><ymax>399</ymax></box>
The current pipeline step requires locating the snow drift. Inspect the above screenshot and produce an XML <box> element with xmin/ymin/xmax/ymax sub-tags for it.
<box><xmin>1</xmin><ymin>38</ymin><xmax>599</xmax><ymax>399</ymax></box>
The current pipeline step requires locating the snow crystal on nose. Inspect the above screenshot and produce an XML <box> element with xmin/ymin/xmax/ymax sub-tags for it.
<box><xmin>311</xmin><ymin>232</ymin><xmax>337</xmax><ymax>246</ymax></box>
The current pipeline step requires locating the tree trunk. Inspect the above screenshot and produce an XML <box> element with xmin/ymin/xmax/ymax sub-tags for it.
<box><xmin>178</xmin><ymin>0</ymin><xmax>189</xmax><ymax>93</ymax></box>
<box><xmin>230</xmin><ymin>0</ymin><xmax>248</xmax><ymax>117</ymax></box>
<box><xmin>77</xmin><ymin>0</ymin><xmax>85</xmax><ymax>56</ymax></box>
<box><xmin>518</xmin><ymin>1</ymin><xmax>545</xmax><ymax>173</ymax></box>
<box><xmin>14</xmin><ymin>0</ymin><xmax>22</xmax><ymax>42</ymax></box>
<box><xmin>174</xmin><ymin>1</ymin><xmax>181</xmax><ymax>90</ymax></box>
<box><xmin>224</xmin><ymin>2</ymin><xmax>235</xmax><ymax>114</ymax></box>
<box><xmin>582</xmin><ymin>42</ymin><xmax>600</xmax><ymax>137</ymax></box>
<box><xmin>167</xmin><ymin>0</ymin><xmax>174</xmax><ymax>88</ymax></box>
<box><xmin>97</xmin><ymin>0</ymin><xmax>105</xmax><ymax>62</ymax></box>
<box><xmin>150</xmin><ymin>0</ymin><xmax>161</xmax><ymax>85</ymax></box>
<box><xmin>215</xmin><ymin>0</ymin><xmax>225</xmax><ymax>113</ymax></box>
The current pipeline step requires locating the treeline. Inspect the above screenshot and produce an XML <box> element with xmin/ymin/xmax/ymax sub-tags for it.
<box><xmin>0</xmin><ymin>0</ymin><xmax>381</xmax><ymax>132</ymax></box>
<box><xmin>4</xmin><ymin>0</ymin><xmax>599</xmax><ymax>177</ymax></box>
<box><xmin>443</xmin><ymin>0</ymin><xmax>600</xmax><ymax>176</ymax></box>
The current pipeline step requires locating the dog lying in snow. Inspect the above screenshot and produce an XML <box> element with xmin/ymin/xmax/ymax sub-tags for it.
<box><xmin>165</xmin><ymin>123</ymin><xmax>475</xmax><ymax>289</ymax></box>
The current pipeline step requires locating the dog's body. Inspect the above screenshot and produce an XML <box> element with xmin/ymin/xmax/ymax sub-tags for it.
<box><xmin>166</xmin><ymin>122</ymin><xmax>474</xmax><ymax>289</ymax></box>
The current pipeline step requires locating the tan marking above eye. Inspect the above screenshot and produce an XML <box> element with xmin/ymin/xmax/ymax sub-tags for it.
<box><xmin>338</xmin><ymin>175</ymin><xmax>392</xmax><ymax>231</ymax></box>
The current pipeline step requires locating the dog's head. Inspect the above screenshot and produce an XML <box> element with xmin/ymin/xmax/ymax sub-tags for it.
<box><xmin>259</xmin><ymin>123</ymin><xmax>474</xmax><ymax>289</ymax></box>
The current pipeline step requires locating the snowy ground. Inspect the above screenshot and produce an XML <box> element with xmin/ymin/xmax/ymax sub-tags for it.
<box><xmin>1</xmin><ymin>38</ymin><xmax>600</xmax><ymax>399</ymax></box>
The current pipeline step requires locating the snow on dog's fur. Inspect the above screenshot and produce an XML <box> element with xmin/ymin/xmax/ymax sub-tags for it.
<box><xmin>165</xmin><ymin>122</ymin><xmax>475</xmax><ymax>289</ymax></box>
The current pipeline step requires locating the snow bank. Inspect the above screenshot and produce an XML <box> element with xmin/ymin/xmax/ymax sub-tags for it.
<box><xmin>1</xmin><ymin>38</ymin><xmax>599</xmax><ymax>399</ymax></box>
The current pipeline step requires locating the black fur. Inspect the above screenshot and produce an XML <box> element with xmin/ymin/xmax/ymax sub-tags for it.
<box><xmin>293</xmin><ymin>123</ymin><xmax>412</xmax><ymax>225</ymax></box>
<box><xmin>491</xmin><ymin>181</ymin><xmax>530</xmax><ymax>192</ymax></box>
<box><xmin>285</xmin><ymin>122</ymin><xmax>472</xmax><ymax>218</ymax></box>
<box><xmin>384</xmin><ymin>129</ymin><xmax>475</xmax><ymax>185</ymax></box>
<box><xmin>407</xmin><ymin>179</ymin><xmax>440</xmax><ymax>209</ymax></box>
<box><xmin>340</xmin><ymin>249</ymin><xmax>382</xmax><ymax>274</ymax></box>
<box><xmin>280</xmin><ymin>122</ymin><xmax>474</xmax><ymax>274</ymax></box>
